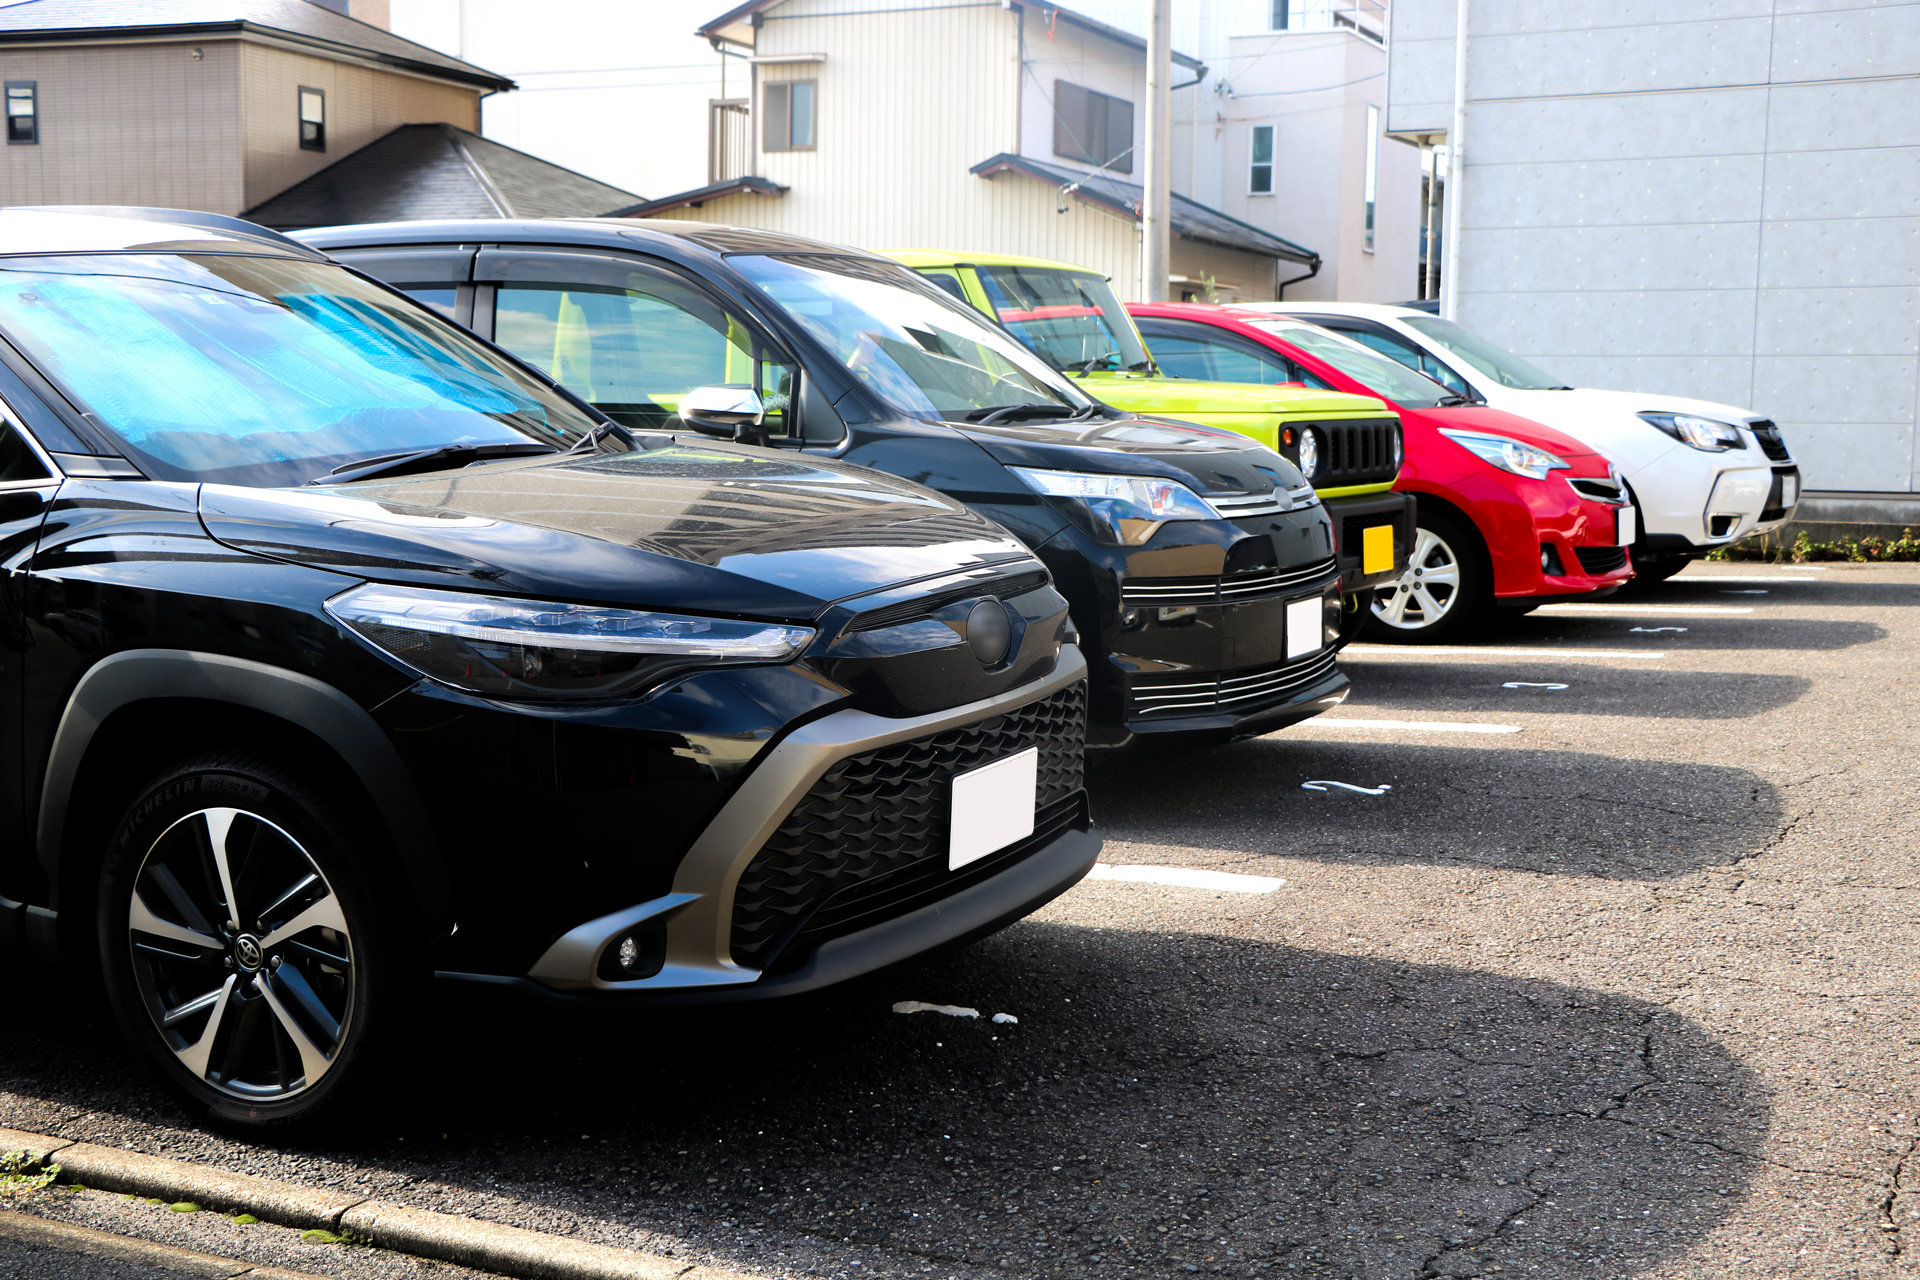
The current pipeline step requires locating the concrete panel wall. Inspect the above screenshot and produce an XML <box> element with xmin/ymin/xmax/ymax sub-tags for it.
<box><xmin>1388</xmin><ymin>0</ymin><xmax>1920</xmax><ymax>494</ymax></box>
<box><xmin>239</xmin><ymin>43</ymin><xmax>480</xmax><ymax>209</ymax></box>
<box><xmin>0</xmin><ymin>41</ymin><xmax>244</xmax><ymax>213</ymax></box>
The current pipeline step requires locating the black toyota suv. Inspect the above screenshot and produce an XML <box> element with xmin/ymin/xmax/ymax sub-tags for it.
<box><xmin>0</xmin><ymin>207</ymin><xmax>1094</xmax><ymax>1131</ymax></box>
<box><xmin>295</xmin><ymin>220</ymin><xmax>1350</xmax><ymax>749</ymax></box>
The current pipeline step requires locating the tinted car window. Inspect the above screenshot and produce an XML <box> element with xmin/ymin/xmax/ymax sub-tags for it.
<box><xmin>0</xmin><ymin>253</ymin><xmax>598</xmax><ymax>486</ymax></box>
<box><xmin>1141</xmin><ymin>330</ymin><xmax>1302</xmax><ymax>386</ymax></box>
<box><xmin>494</xmin><ymin>275</ymin><xmax>797</xmax><ymax>435</ymax></box>
<box><xmin>1247</xmin><ymin>321</ymin><xmax>1454</xmax><ymax>408</ymax></box>
<box><xmin>1336</xmin><ymin>326</ymin><xmax>1469</xmax><ymax>395</ymax></box>
<box><xmin>972</xmin><ymin>264</ymin><xmax>1150</xmax><ymax>374</ymax></box>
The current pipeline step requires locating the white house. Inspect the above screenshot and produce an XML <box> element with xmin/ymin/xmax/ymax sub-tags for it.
<box><xmin>1388</xmin><ymin>0</ymin><xmax>1920</xmax><ymax>513</ymax></box>
<box><xmin>623</xmin><ymin>0</ymin><xmax>1319</xmax><ymax>303</ymax></box>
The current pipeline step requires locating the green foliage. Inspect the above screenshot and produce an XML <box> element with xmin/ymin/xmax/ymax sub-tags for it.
<box><xmin>170</xmin><ymin>1201</ymin><xmax>201</xmax><ymax>1213</ymax></box>
<box><xmin>1705</xmin><ymin>527</ymin><xmax>1920</xmax><ymax>563</ymax></box>
<box><xmin>231</xmin><ymin>1213</ymin><xmax>260</xmax><ymax>1225</ymax></box>
<box><xmin>0</xmin><ymin>1151</ymin><xmax>60</xmax><ymax>1198</ymax></box>
<box><xmin>301</xmin><ymin>1228</ymin><xmax>370</xmax><ymax>1246</ymax></box>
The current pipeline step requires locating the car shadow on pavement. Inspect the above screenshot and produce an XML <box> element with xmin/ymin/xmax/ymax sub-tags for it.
<box><xmin>1089</xmin><ymin>739</ymin><xmax>1786</xmax><ymax>879</ymax></box>
<box><xmin>1339</xmin><ymin>661</ymin><xmax>1813</xmax><ymax>718</ymax></box>
<box><xmin>0</xmin><ymin>924</ymin><xmax>1773</xmax><ymax>1280</ymax></box>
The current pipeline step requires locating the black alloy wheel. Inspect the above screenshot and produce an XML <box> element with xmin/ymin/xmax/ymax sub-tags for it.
<box><xmin>1362</xmin><ymin>507</ymin><xmax>1493</xmax><ymax>643</ymax></box>
<box><xmin>99</xmin><ymin>754</ymin><xmax>409</xmax><ymax>1132</ymax></box>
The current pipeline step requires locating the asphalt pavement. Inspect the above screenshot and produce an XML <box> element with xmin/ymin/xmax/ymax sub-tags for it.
<box><xmin>1</xmin><ymin>562</ymin><xmax>1914</xmax><ymax>1280</ymax></box>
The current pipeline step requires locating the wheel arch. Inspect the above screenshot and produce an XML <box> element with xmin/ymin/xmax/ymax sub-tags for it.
<box><xmin>36</xmin><ymin>650</ymin><xmax>451</xmax><ymax>955</ymax></box>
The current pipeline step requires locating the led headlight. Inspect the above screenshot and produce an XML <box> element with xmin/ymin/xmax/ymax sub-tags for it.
<box><xmin>1438</xmin><ymin>428</ymin><xmax>1570</xmax><ymax>481</ymax></box>
<box><xmin>1009</xmin><ymin>467</ymin><xmax>1220</xmax><ymax>546</ymax></box>
<box><xmin>1638</xmin><ymin>412</ymin><xmax>1745</xmax><ymax>452</ymax></box>
<box><xmin>326</xmin><ymin>584</ymin><xmax>814</xmax><ymax>699</ymax></box>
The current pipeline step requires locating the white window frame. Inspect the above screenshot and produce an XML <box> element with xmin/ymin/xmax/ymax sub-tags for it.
<box><xmin>1362</xmin><ymin>105</ymin><xmax>1379</xmax><ymax>253</ymax></box>
<box><xmin>1249</xmin><ymin>124</ymin><xmax>1274</xmax><ymax>196</ymax></box>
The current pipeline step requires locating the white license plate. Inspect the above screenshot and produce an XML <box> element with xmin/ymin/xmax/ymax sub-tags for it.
<box><xmin>1285</xmin><ymin>596</ymin><xmax>1323</xmax><ymax>661</ymax></box>
<box><xmin>1617</xmin><ymin>505</ymin><xmax>1637</xmax><ymax>547</ymax></box>
<box><xmin>949</xmin><ymin>747</ymin><xmax>1038</xmax><ymax>870</ymax></box>
<box><xmin>1781</xmin><ymin>473</ymin><xmax>1799</xmax><ymax>506</ymax></box>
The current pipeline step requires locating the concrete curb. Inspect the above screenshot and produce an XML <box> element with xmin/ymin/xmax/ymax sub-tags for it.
<box><xmin>0</xmin><ymin>1128</ymin><xmax>763</xmax><ymax>1280</ymax></box>
<box><xmin>0</xmin><ymin>1209</ymin><xmax>332</xmax><ymax>1280</ymax></box>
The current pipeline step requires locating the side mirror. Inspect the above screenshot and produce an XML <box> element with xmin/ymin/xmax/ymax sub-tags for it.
<box><xmin>679</xmin><ymin>384</ymin><xmax>766</xmax><ymax>443</ymax></box>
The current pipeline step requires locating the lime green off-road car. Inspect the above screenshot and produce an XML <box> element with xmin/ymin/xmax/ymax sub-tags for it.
<box><xmin>886</xmin><ymin>251</ymin><xmax>1413</xmax><ymax>614</ymax></box>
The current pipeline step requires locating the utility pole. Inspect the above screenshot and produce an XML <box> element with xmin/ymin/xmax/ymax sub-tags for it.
<box><xmin>1441</xmin><ymin>0</ymin><xmax>1469</xmax><ymax>320</ymax></box>
<box><xmin>1142</xmin><ymin>0</ymin><xmax>1172</xmax><ymax>302</ymax></box>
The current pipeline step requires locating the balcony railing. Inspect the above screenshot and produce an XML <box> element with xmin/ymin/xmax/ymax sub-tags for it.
<box><xmin>1271</xmin><ymin>0</ymin><xmax>1385</xmax><ymax>44</ymax></box>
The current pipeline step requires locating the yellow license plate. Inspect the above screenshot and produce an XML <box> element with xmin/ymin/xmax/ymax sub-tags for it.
<box><xmin>1362</xmin><ymin>523</ymin><xmax>1394</xmax><ymax>574</ymax></box>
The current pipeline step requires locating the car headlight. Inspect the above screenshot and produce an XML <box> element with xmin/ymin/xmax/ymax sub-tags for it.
<box><xmin>1638</xmin><ymin>412</ymin><xmax>1746</xmax><ymax>452</ymax></box>
<box><xmin>1296</xmin><ymin>428</ymin><xmax>1320</xmax><ymax>482</ymax></box>
<box><xmin>1438</xmin><ymin>428</ymin><xmax>1570</xmax><ymax>480</ymax></box>
<box><xmin>326</xmin><ymin>584</ymin><xmax>814</xmax><ymax>699</ymax></box>
<box><xmin>1009</xmin><ymin>466</ymin><xmax>1220</xmax><ymax>545</ymax></box>
<box><xmin>1389</xmin><ymin>424</ymin><xmax>1404</xmax><ymax>471</ymax></box>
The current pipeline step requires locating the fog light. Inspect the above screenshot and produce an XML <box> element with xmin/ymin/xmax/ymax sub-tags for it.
<box><xmin>596</xmin><ymin>920</ymin><xmax>666</xmax><ymax>982</ymax></box>
<box><xmin>1540</xmin><ymin>543</ymin><xmax>1566</xmax><ymax>576</ymax></box>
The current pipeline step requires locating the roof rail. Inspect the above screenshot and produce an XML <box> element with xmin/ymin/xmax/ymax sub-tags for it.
<box><xmin>13</xmin><ymin>206</ymin><xmax>328</xmax><ymax>258</ymax></box>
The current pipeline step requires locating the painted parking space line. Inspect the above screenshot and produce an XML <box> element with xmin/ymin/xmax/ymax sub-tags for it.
<box><xmin>1533</xmin><ymin>603</ymin><xmax>1755</xmax><ymax>616</ymax></box>
<box><xmin>1085</xmin><ymin>864</ymin><xmax>1286</xmax><ymax>893</ymax></box>
<box><xmin>1343</xmin><ymin>645</ymin><xmax>1667</xmax><ymax>660</ymax></box>
<box><xmin>1672</xmin><ymin>574</ymin><xmax>1819</xmax><ymax>583</ymax></box>
<box><xmin>1308</xmin><ymin>717</ymin><xmax>1522</xmax><ymax>734</ymax></box>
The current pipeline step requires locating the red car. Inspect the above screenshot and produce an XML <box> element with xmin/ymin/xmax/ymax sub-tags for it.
<box><xmin>1129</xmin><ymin>304</ymin><xmax>1635</xmax><ymax>642</ymax></box>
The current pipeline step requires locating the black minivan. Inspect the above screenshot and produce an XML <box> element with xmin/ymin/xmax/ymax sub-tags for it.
<box><xmin>297</xmin><ymin>220</ymin><xmax>1351</xmax><ymax>748</ymax></box>
<box><xmin>0</xmin><ymin>207</ymin><xmax>1094</xmax><ymax>1130</ymax></box>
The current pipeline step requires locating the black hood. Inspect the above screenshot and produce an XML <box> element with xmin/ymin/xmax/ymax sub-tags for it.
<box><xmin>199</xmin><ymin>441</ymin><xmax>1035</xmax><ymax>621</ymax></box>
<box><xmin>951</xmin><ymin>415</ymin><xmax>1303</xmax><ymax>497</ymax></box>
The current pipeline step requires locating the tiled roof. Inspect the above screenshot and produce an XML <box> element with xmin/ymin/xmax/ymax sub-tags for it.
<box><xmin>242</xmin><ymin>123</ymin><xmax>642</xmax><ymax>229</ymax></box>
<box><xmin>0</xmin><ymin>0</ymin><xmax>512</xmax><ymax>90</ymax></box>
<box><xmin>969</xmin><ymin>152</ymin><xmax>1319</xmax><ymax>266</ymax></box>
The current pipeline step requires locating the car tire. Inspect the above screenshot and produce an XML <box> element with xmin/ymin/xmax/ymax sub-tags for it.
<box><xmin>97</xmin><ymin>752</ymin><xmax>419</xmax><ymax>1135</ymax></box>
<box><xmin>1362</xmin><ymin>508</ymin><xmax>1492</xmax><ymax>643</ymax></box>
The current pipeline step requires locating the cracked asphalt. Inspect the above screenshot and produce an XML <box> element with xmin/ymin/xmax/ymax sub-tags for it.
<box><xmin>1</xmin><ymin>562</ymin><xmax>1915</xmax><ymax>1280</ymax></box>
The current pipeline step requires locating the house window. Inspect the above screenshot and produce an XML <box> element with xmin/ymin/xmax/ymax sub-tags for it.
<box><xmin>6</xmin><ymin>82</ymin><xmax>36</xmax><ymax>146</ymax></box>
<box><xmin>763</xmin><ymin>81</ymin><xmax>815</xmax><ymax>152</ymax></box>
<box><xmin>1250</xmin><ymin>125</ymin><xmax>1274</xmax><ymax>194</ymax></box>
<box><xmin>1053</xmin><ymin>80</ymin><xmax>1133</xmax><ymax>175</ymax></box>
<box><xmin>1363</xmin><ymin>104</ymin><xmax>1379</xmax><ymax>252</ymax></box>
<box><xmin>1271</xmin><ymin>0</ymin><xmax>1290</xmax><ymax>28</ymax></box>
<box><xmin>298</xmin><ymin>87</ymin><xmax>325</xmax><ymax>152</ymax></box>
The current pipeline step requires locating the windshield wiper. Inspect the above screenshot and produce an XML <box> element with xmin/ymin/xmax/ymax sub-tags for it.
<box><xmin>1063</xmin><ymin>353</ymin><xmax>1121</xmax><ymax>375</ymax></box>
<box><xmin>1436</xmin><ymin>393</ymin><xmax>1482</xmax><ymax>407</ymax></box>
<box><xmin>307</xmin><ymin>441</ymin><xmax>560</xmax><ymax>486</ymax></box>
<box><xmin>1125</xmin><ymin>360</ymin><xmax>1158</xmax><ymax>374</ymax></box>
<box><xmin>964</xmin><ymin>403</ymin><xmax>1100</xmax><ymax>426</ymax></box>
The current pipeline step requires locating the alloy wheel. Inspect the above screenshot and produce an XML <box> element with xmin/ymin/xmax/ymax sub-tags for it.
<box><xmin>1371</xmin><ymin>526</ymin><xmax>1462</xmax><ymax>631</ymax></box>
<box><xmin>126</xmin><ymin>807</ymin><xmax>354</xmax><ymax>1100</ymax></box>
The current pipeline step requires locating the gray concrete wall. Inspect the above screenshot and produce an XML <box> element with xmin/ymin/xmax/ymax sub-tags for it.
<box><xmin>1387</xmin><ymin>0</ymin><xmax>1920</xmax><ymax>496</ymax></box>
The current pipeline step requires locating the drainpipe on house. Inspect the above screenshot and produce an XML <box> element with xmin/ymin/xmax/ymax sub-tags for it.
<box><xmin>1142</xmin><ymin>0</ymin><xmax>1172</xmax><ymax>302</ymax></box>
<box><xmin>1440</xmin><ymin>0</ymin><xmax>1468</xmax><ymax>321</ymax></box>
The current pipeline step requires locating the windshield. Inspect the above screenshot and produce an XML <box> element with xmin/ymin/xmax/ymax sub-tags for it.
<box><xmin>731</xmin><ymin>254</ymin><xmax>1096</xmax><ymax>421</ymax></box>
<box><xmin>1403</xmin><ymin>315</ymin><xmax>1568</xmax><ymax>390</ymax></box>
<box><xmin>0</xmin><ymin>253</ymin><xmax>599</xmax><ymax>486</ymax></box>
<box><xmin>1250</xmin><ymin>320</ymin><xmax>1455</xmax><ymax>408</ymax></box>
<box><xmin>971</xmin><ymin>264</ymin><xmax>1151</xmax><ymax>374</ymax></box>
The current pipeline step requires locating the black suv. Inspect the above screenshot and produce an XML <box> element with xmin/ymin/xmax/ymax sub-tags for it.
<box><xmin>0</xmin><ymin>207</ymin><xmax>1094</xmax><ymax>1129</ymax></box>
<box><xmin>296</xmin><ymin>220</ymin><xmax>1350</xmax><ymax>748</ymax></box>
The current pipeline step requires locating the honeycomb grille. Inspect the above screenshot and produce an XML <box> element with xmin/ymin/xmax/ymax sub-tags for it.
<box><xmin>1574</xmin><ymin>545</ymin><xmax>1629</xmax><ymax>575</ymax></box>
<box><xmin>729</xmin><ymin>682</ymin><xmax>1086</xmax><ymax>968</ymax></box>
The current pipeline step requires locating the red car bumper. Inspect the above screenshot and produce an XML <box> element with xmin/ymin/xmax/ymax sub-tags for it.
<box><xmin>1401</xmin><ymin>459</ymin><xmax>1633</xmax><ymax>600</ymax></box>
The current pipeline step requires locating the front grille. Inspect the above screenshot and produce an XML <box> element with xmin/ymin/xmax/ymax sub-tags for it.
<box><xmin>1575</xmin><ymin>545</ymin><xmax>1629</xmax><ymax>575</ymax></box>
<box><xmin>1129</xmin><ymin>648</ymin><xmax>1339</xmax><ymax>718</ymax></box>
<box><xmin>1208</xmin><ymin>487</ymin><xmax>1288</xmax><ymax>518</ymax></box>
<box><xmin>1567</xmin><ymin>476</ymin><xmax>1624</xmax><ymax>503</ymax></box>
<box><xmin>729</xmin><ymin>682</ymin><xmax>1086</xmax><ymax>969</ymax></box>
<box><xmin>848</xmin><ymin>567</ymin><xmax>1051</xmax><ymax>633</ymax></box>
<box><xmin>1750</xmin><ymin>422</ymin><xmax>1791</xmax><ymax>462</ymax></box>
<box><xmin>1122</xmin><ymin>555</ymin><xmax>1338</xmax><ymax>609</ymax></box>
<box><xmin>1310</xmin><ymin>418</ymin><xmax>1400</xmax><ymax>487</ymax></box>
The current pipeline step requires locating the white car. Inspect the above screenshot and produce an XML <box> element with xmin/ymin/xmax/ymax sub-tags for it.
<box><xmin>1243</xmin><ymin>302</ymin><xmax>1800</xmax><ymax>581</ymax></box>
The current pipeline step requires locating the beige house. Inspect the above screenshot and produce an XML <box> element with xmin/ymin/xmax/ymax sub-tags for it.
<box><xmin>0</xmin><ymin>0</ymin><xmax>510</xmax><ymax>217</ymax></box>
<box><xmin>621</xmin><ymin>0</ymin><xmax>1320</xmax><ymax>302</ymax></box>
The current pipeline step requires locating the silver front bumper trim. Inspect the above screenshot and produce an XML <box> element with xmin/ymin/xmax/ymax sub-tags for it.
<box><xmin>527</xmin><ymin>645</ymin><xmax>1089</xmax><ymax>992</ymax></box>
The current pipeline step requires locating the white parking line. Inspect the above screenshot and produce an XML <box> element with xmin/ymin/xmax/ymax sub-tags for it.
<box><xmin>1534</xmin><ymin>603</ymin><xmax>1755</xmax><ymax>616</ymax></box>
<box><xmin>1672</xmin><ymin>575</ymin><xmax>1817</xmax><ymax>584</ymax></box>
<box><xmin>1309</xmin><ymin>717</ymin><xmax>1521</xmax><ymax>734</ymax></box>
<box><xmin>1085</xmin><ymin>864</ymin><xmax>1286</xmax><ymax>893</ymax></box>
<box><xmin>1343</xmin><ymin>645</ymin><xmax>1666</xmax><ymax>660</ymax></box>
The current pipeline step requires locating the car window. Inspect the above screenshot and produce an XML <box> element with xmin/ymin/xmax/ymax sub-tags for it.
<box><xmin>0</xmin><ymin>252</ymin><xmax>598</xmax><ymax>487</ymax></box>
<box><xmin>401</xmin><ymin>287</ymin><xmax>458</xmax><ymax>320</ymax></box>
<box><xmin>1246</xmin><ymin>321</ymin><xmax>1453</xmax><ymax>408</ymax></box>
<box><xmin>0</xmin><ymin>417</ymin><xmax>48</xmax><ymax>484</ymax></box>
<box><xmin>731</xmin><ymin>253</ymin><xmax>1096</xmax><ymax>422</ymax></box>
<box><xmin>1335</xmin><ymin>326</ymin><xmax>1469</xmax><ymax>395</ymax></box>
<box><xmin>1402</xmin><ymin>315</ymin><xmax>1569</xmax><ymax>390</ymax></box>
<box><xmin>1139</xmin><ymin>329</ymin><xmax>1302</xmax><ymax>386</ymax></box>
<box><xmin>970</xmin><ymin>264</ymin><xmax>1151</xmax><ymax>374</ymax></box>
<box><xmin>490</xmin><ymin>260</ymin><xmax>798</xmax><ymax>436</ymax></box>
